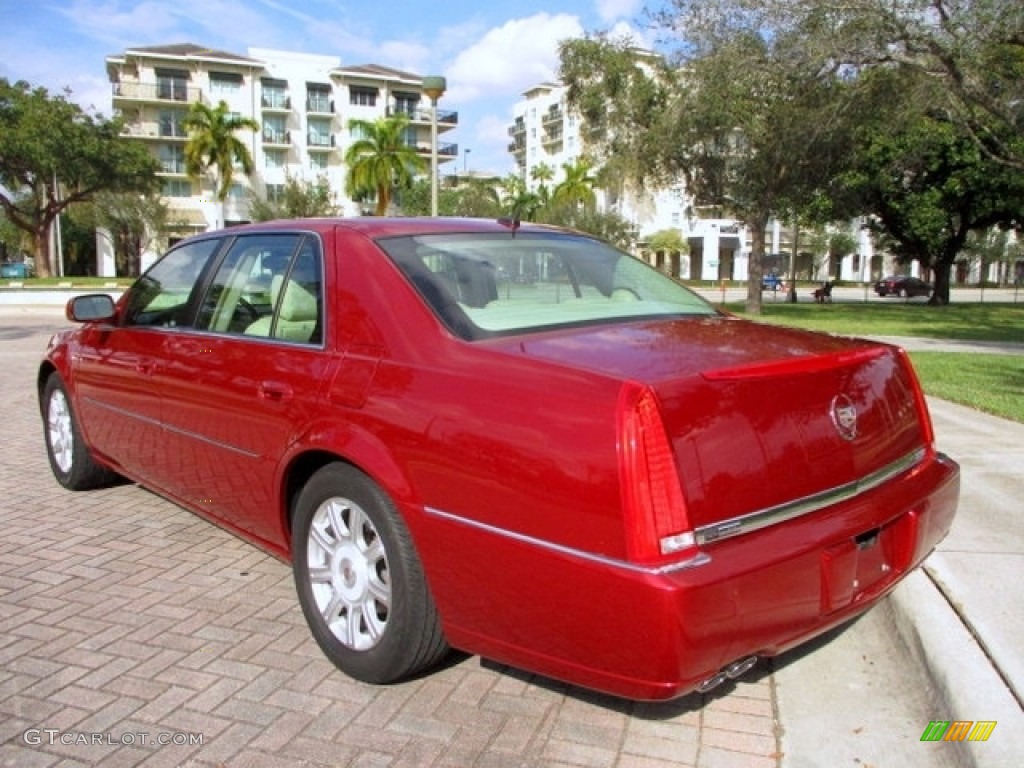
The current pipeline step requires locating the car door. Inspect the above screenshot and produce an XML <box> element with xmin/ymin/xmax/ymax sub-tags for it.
<box><xmin>154</xmin><ymin>233</ymin><xmax>334</xmax><ymax>544</ymax></box>
<box><xmin>70</xmin><ymin>237</ymin><xmax>222</xmax><ymax>480</ymax></box>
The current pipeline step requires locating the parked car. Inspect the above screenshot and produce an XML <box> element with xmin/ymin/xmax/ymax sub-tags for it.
<box><xmin>39</xmin><ymin>218</ymin><xmax>959</xmax><ymax>701</ymax></box>
<box><xmin>874</xmin><ymin>275</ymin><xmax>931</xmax><ymax>298</ymax></box>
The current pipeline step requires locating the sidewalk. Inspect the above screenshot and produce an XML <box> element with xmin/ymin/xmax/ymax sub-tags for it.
<box><xmin>889</xmin><ymin>398</ymin><xmax>1024</xmax><ymax>766</ymax></box>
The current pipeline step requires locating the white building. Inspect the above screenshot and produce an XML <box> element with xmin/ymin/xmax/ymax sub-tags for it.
<box><xmin>507</xmin><ymin>80</ymin><xmax>883</xmax><ymax>283</ymax></box>
<box><xmin>103</xmin><ymin>43</ymin><xmax>458</xmax><ymax>272</ymax></box>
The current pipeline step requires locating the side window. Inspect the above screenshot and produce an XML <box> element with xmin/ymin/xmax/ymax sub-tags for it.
<box><xmin>242</xmin><ymin>236</ymin><xmax>324</xmax><ymax>345</ymax></box>
<box><xmin>195</xmin><ymin>234</ymin><xmax>301</xmax><ymax>334</ymax></box>
<box><xmin>121</xmin><ymin>239</ymin><xmax>220</xmax><ymax>327</ymax></box>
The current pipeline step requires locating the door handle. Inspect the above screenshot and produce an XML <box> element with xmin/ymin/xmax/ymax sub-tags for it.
<box><xmin>259</xmin><ymin>381</ymin><xmax>293</xmax><ymax>402</ymax></box>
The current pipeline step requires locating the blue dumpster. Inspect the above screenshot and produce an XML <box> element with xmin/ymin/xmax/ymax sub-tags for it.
<box><xmin>1</xmin><ymin>263</ymin><xmax>29</xmax><ymax>279</ymax></box>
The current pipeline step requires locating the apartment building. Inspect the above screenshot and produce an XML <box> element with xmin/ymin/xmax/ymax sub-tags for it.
<box><xmin>104</xmin><ymin>43</ymin><xmax>457</xmax><ymax>264</ymax></box>
<box><xmin>508</xmin><ymin>80</ymin><xmax>880</xmax><ymax>283</ymax></box>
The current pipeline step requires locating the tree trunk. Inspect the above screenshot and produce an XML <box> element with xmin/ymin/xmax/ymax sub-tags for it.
<box><xmin>33</xmin><ymin>221</ymin><xmax>53</xmax><ymax>278</ymax></box>
<box><xmin>745</xmin><ymin>212</ymin><xmax>769</xmax><ymax>315</ymax></box>
<box><xmin>929</xmin><ymin>260</ymin><xmax>953</xmax><ymax>305</ymax></box>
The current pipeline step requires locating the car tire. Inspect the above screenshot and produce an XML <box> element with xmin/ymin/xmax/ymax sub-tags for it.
<box><xmin>292</xmin><ymin>463</ymin><xmax>448</xmax><ymax>684</ymax></box>
<box><xmin>42</xmin><ymin>373</ymin><xmax>117</xmax><ymax>491</ymax></box>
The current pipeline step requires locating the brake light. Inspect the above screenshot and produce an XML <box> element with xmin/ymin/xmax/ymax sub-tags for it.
<box><xmin>617</xmin><ymin>382</ymin><xmax>696</xmax><ymax>563</ymax></box>
<box><xmin>896</xmin><ymin>348</ymin><xmax>936</xmax><ymax>453</ymax></box>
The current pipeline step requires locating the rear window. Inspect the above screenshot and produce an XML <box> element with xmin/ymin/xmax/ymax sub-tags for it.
<box><xmin>377</xmin><ymin>231</ymin><xmax>715</xmax><ymax>339</ymax></box>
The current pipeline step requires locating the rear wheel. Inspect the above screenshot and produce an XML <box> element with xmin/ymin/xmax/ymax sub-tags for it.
<box><xmin>292</xmin><ymin>463</ymin><xmax>448</xmax><ymax>684</ymax></box>
<box><xmin>42</xmin><ymin>373</ymin><xmax>117</xmax><ymax>490</ymax></box>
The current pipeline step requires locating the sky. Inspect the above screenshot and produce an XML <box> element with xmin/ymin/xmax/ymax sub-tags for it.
<box><xmin>0</xmin><ymin>0</ymin><xmax>657</xmax><ymax>177</ymax></box>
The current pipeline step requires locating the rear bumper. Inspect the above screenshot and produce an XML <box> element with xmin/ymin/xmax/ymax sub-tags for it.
<box><xmin>420</xmin><ymin>451</ymin><xmax>959</xmax><ymax>701</ymax></box>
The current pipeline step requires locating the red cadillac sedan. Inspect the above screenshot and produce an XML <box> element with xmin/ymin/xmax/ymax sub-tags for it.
<box><xmin>39</xmin><ymin>218</ymin><xmax>959</xmax><ymax>700</ymax></box>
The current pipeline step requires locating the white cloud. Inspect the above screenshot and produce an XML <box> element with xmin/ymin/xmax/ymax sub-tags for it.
<box><xmin>595</xmin><ymin>0</ymin><xmax>644</xmax><ymax>25</ymax></box>
<box><xmin>443</xmin><ymin>13</ymin><xmax>585</xmax><ymax>104</ymax></box>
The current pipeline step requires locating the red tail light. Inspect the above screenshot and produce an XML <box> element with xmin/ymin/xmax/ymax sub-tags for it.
<box><xmin>617</xmin><ymin>382</ymin><xmax>696</xmax><ymax>563</ymax></box>
<box><xmin>896</xmin><ymin>348</ymin><xmax>936</xmax><ymax>455</ymax></box>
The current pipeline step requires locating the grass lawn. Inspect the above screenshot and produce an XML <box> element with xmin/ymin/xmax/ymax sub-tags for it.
<box><xmin>733</xmin><ymin>302</ymin><xmax>1024</xmax><ymax>423</ymax></box>
<box><xmin>733</xmin><ymin>301</ymin><xmax>1024</xmax><ymax>343</ymax></box>
<box><xmin>2</xmin><ymin>277</ymin><xmax>134</xmax><ymax>288</ymax></box>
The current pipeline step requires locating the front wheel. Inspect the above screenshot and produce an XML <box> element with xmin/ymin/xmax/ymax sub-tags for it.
<box><xmin>42</xmin><ymin>373</ymin><xmax>117</xmax><ymax>490</ymax></box>
<box><xmin>292</xmin><ymin>463</ymin><xmax>448</xmax><ymax>684</ymax></box>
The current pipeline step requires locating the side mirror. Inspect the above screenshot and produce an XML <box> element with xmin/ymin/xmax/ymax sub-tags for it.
<box><xmin>66</xmin><ymin>294</ymin><xmax>116</xmax><ymax>323</ymax></box>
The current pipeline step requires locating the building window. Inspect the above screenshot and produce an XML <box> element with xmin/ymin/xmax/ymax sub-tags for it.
<box><xmin>310</xmin><ymin>153</ymin><xmax>328</xmax><ymax>170</ymax></box>
<box><xmin>350</xmin><ymin>86</ymin><xmax>377</xmax><ymax>107</ymax></box>
<box><xmin>159</xmin><ymin>109</ymin><xmax>186</xmax><ymax>138</ymax></box>
<box><xmin>265</xmin><ymin>149</ymin><xmax>285</xmax><ymax>169</ymax></box>
<box><xmin>394</xmin><ymin>92</ymin><xmax>419</xmax><ymax>116</ymax></box>
<box><xmin>210</xmin><ymin>72</ymin><xmax>243</xmax><ymax>97</ymax></box>
<box><xmin>261</xmin><ymin>80</ymin><xmax>289</xmax><ymax>109</ymax></box>
<box><xmin>228</xmin><ymin>183</ymin><xmax>247</xmax><ymax>200</ymax></box>
<box><xmin>307</xmin><ymin>85</ymin><xmax>332</xmax><ymax>113</ymax></box>
<box><xmin>266</xmin><ymin>183</ymin><xmax>285</xmax><ymax>202</ymax></box>
<box><xmin>263</xmin><ymin>115</ymin><xmax>287</xmax><ymax>144</ymax></box>
<box><xmin>161</xmin><ymin>179</ymin><xmax>192</xmax><ymax>197</ymax></box>
<box><xmin>158</xmin><ymin>144</ymin><xmax>186</xmax><ymax>174</ymax></box>
<box><xmin>307</xmin><ymin>118</ymin><xmax>332</xmax><ymax>147</ymax></box>
<box><xmin>156</xmin><ymin>71</ymin><xmax>188</xmax><ymax>101</ymax></box>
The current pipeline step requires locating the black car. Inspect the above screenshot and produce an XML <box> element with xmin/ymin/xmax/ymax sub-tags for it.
<box><xmin>874</xmin><ymin>275</ymin><xmax>931</xmax><ymax>298</ymax></box>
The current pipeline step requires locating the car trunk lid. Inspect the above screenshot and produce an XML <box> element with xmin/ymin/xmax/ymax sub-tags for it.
<box><xmin>485</xmin><ymin>316</ymin><xmax>929</xmax><ymax>534</ymax></box>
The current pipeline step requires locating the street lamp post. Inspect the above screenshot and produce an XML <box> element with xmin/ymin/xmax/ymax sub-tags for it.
<box><xmin>422</xmin><ymin>76</ymin><xmax>447</xmax><ymax>217</ymax></box>
<box><xmin>464</xmin><ymin>147</ymin><xmax>471</xmax><ymax>174</ymax></box>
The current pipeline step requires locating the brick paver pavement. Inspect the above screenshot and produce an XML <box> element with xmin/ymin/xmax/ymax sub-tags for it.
<box><xmin>0</xmin><ymin>313</ymin><xmax>781</xmax><ymax>768</ymax></box>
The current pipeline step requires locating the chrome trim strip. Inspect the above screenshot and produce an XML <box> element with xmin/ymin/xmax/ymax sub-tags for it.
<box><xmin>82</xmin><ymin>397</ymin><xmax>261</xmax><ymax>459</ymax></box>
<box><xmin>422</xmin><ymin>506</ymin><xmax>712</xmax><ymax>576</ymax></box>
<box><xmin>695</xmin><ymin>448</ymin><xmax>927</xmax><ymax>545</ymax></box>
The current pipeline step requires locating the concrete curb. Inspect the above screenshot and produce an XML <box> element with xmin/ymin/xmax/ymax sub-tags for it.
<box><xmin>888</xmin><ymin>569</ymin><xmax>1024</xmax><ymax>767</ymax></box>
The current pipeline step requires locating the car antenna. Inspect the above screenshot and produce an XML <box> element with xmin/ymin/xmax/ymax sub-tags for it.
<box><xmin>497</xmin><ymin>217</ymin><xmax>520</xmax><ymax>236</ymax></box>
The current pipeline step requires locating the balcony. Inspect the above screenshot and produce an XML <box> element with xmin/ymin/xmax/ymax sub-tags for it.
<box><xmin>411</xmin><ymin>141</ymin><xmax>458</xmax><ymax>160</ymax></box>
<box><xmin>393</xmin><ymin>107</ymin><xmax>459</xmax><ymax>128</ymax></box>
<box><xmin>508</xmin><ymin>119</ymin><xmax>526</xmax><ymax>137</ymax></box>
<box><xmin>262</xmin><ymin>130</ymin><xmax>292</xmax><ymax>147</ymax></box>
<box><xmin>112</xmin><ymin>81</ymin><xmax>204</xmax><ymax>105</ymax></box>
<box><xmin>159</xmin><ymin>160</ymin><xmax>187</xmax><ymax>176</ymax></box>
<box><xmin>261</xmin><ymin>94</ymin><xmax>291</xmax><ymax>112</ymax></box>
<box><xmin>542</xmin><ymin>107</ymin><xmax>563</xmax><ymax>125</ymax></box>
<box><xmin>121</xmin><ymin>121</ymin><xmax>189</xmax><ymax>141</ymax></box>
<box><xmin>542</xmin><ymin>129</ymin><xmax>563</xmax><ymax>147</ymax></box>
<box><xmin>307</xmin><ymin>133</ymin><xmax>336</xmax><ymax>150</ymax></box>
<box><xmin>306</xmin><ymin>98</ymin><xmax>334</xmax><ymax>115</ymax></box>
<box><xmin>508</xmin><ymin>140</ymin><xmax>526</xmax><ymax>155</ymax></box>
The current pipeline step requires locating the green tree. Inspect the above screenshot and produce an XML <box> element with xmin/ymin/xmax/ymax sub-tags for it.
<box><xmin>840</xmin><ymin>70</ymin><xmax>1024</xmax><ymax>303</ymax></box>
<box><xmin>248</xmin><ymin>174</ymin><xmax>339</xmax><ymax>221</ymax></box>
<box><xmin>543</xmin><ymin>207</ymin><xmax>636</xmax><ymax>250</ymax></box>
<box><xmin>0</xmin><ymin>78</ymin><xmax>159</xmax><ymax>277</ymax></box>
<box><xmin>560</xmin><ymin>32</ymin><xmax>855</xmax><ymax>314</ymax></box>
<box><xmin>183</xmin><ymin>100</ymin><xmax>259</xmax><ymax>216</ymax></box>
<box><xmin>344</xmin><ymin>115</ymin><xmax>425</xmax><ymax>216</ymax></box>
<box><xmin>764</xmin><ymin>0</ymin><xmax>1024</xmax><ymax>170</ymax></box>
<box><xmin>550</xmin><ymin>157</ymin><xmax>598</xmax><ymax>212</ymax></box>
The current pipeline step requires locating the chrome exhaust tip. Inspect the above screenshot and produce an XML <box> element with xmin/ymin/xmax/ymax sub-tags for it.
<box><xmin>696</xmin><ymin>656</ymin><xmax>759</xmax><ymax>694</ymax></box>
<box><xmin>724</xmin><ymin>655</ymin><xmax>758</xmax><ymax>679</ymax></box>
<box><xmin>696</xmin><ymin>671</ymin><xmax>727</xmax><ymax>693</ymax></box>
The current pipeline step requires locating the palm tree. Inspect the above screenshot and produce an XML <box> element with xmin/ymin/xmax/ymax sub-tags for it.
<box><xmin>530</xmin><ymin>162</ymin><xmax>554</xmax><ymax>206</ymax></box>
<box><xmin>182</xmin><ymin>100</ymin><xmax>260</xmax><ymax>215</ymax></box>
<box><xmin>552</xmin><ymin>158</ymin><xmax>598</xmax><ymax>211</ymax></box>
<box><xmin>344</xmin><ymin>115</ymin><xmax>425</xmax><ymax>216</ymax></box>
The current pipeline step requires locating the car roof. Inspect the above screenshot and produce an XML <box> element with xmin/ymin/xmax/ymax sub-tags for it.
<box><xmin>193</xmin><ymin>217</ymin><xmax>568</xmax><ymax>240</ymax></box>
